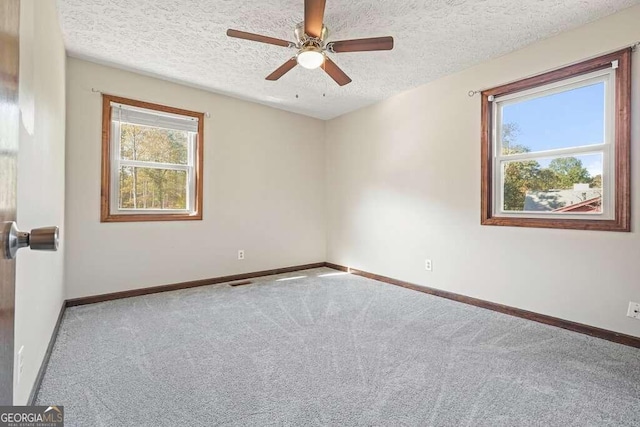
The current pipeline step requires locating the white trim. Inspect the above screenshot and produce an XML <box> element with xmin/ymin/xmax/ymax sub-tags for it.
<box><xmin>110</xmin><ymin>102</ymin><xmax>199</xmax><ymax>132</ymax></box>
<box><xmin>186</xmin><ymin>133</ymin><xmax>196</xmax><ymax>213</ymax></box>
<box><xmin>110</xmin><ymin>120</ymin><xmax>120</xmax><ymax>215</ymax></box>
<box><xmin>603</xmin><ymin>66</ymin><xmax>617</xmax><ymax>219</ymax></box>
<box><xmin>493</xmin><ymin>68</ymin><xmax>611</xmax><ymax>104</ymax></box>
<box><xmin>119</xmin><ymin>160</ymin><xmax>189</xmax><ymax>171</ymax></box>
<box><xmin>496</xmin><ymin>212</ymin><xmax>605</xmax><ymax>221</ymax></box>
<box><xmin>498</xmin><ymin>144</ymin><xmax>606</xmax><ymax>162</ymax></box>
<box><xmin>109</xmin><ymin>107</ymin><xmax>199</xmax><ymax>216</ymax></box>
<box><xmin>113</xmin><ymin>208</ymin><xmax>192</xmax><ymax>215</ymax></box>
<box><xmin>491</xmin><ymin>67</ymin><xmax>616</xmax><ymax>220</ymax></box>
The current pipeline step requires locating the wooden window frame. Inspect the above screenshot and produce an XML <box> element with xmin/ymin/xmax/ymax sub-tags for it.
<box><xmin>481</xmin><ymin>49</ymin><xmax>631</xmax><ymax>232</ymax></box>
<box><xmin>101</xmin><ymin>94</ymin><xmax>204</xmax><ymax>222</ymax></box>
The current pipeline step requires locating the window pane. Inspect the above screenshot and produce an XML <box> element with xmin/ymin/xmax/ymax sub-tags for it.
<box><xmin>502</xmin><ymin>153</ymin><xmax>603</xmax><ymax>213</ymax></box>
<box><xmin>119</xmin><ymin>166</ymin><xmax>188</xmax><ymax>210</ymax></box>
<box><xmin>119</xmin><ymin>123</ymin><xmax>189</xmax><ymax>165</ymax></box>
<box><xmin>501</xmin><ymin>82</ymin><xmax>605</xmax><ymax>155</ymax></box>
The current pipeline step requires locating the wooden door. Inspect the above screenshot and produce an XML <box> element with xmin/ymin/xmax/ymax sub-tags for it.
<box><xmin>0</xmin><ymin>0</ymin><xmax>20</xmax><ymax>405</ymax></box>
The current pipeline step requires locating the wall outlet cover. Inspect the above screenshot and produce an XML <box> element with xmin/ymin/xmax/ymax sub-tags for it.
<box><xmin>425</xmin><ymin>259</ymin><xmax>432</xmax><ymax>271</ymax></box>
<box><xmin>627</xmin><ymin>302</ymin><xmax>640</xmax><ymax>320</ymax></box>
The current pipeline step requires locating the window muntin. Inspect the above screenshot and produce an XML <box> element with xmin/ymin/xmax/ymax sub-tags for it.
<box><xmin>480</xmin><ymin>49</ymin><xmax>631</xmax><ymax>232</ymax></box>
<box><xmin>101</xmin><ymin>95</ymin><xmax>203</xmax><ymax>222</ymax></box>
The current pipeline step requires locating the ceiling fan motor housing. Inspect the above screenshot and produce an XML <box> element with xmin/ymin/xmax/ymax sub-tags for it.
<box><xmin>295</xmin><ymin>21</ymin><xmax>328</xmax><ymax>46</ymax></box>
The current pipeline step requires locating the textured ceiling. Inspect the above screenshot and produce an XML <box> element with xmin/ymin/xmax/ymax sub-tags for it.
<box><xmin>56</xmin><ymin>0</ymin><xmax>639</xmax><ymax>120</ymax></box>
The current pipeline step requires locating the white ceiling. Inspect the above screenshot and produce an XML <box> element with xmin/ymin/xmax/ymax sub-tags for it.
<box><xmin>56</xmin><ymin>0</ymin><xmax>638</xmax><ymax>120</ymax></box>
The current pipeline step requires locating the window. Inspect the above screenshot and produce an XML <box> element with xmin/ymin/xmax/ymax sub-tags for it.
<box><xmin>481</xmin><ymin>49</ymin><xmax>631</xmax><ymax>231</ymax></box>
<box><xmin>101</xmin><ymin>95</ymin><xmax>204</xmax><ymax>222</ymax></box>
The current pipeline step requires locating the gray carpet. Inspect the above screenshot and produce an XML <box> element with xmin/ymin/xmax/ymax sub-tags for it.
<box><xmin>37</xmin><ymin>267</ymin><xmax>640</xmax><ymax>426</ymax></box>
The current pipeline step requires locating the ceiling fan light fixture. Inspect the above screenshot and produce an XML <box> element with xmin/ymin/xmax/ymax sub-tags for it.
<box><xmin>226</xmin><ymin>0</ymin><xmax>395</xmax><ymax>85</ymax></box>
<box><xmin>296</xmin><ymin>47</ymin><xmax>325</xmax><ymax>69</ymax></box>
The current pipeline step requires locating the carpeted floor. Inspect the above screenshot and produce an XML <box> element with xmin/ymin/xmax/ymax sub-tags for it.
<box><xmin>37</xmin><ymin>267</ymin><xmax>640</xmax><ymax>426</ymax></box>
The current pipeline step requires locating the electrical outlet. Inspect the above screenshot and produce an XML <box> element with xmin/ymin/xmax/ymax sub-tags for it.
<box><xmin>627</xmin><ymin>302</ymin><xmax>640</xmax><ymax>320</ymax></box>
<box><xmin>425</xmin><ymin>259</ymin><xmax>432</xmax><ymax>271</ymax></box>
<box><xmin>238</xmin><ymin>250</ymin><xmax>245</xmax><ymax>260</ymax></box>
<box><xmin>17</xmin><ymin>346</ymin><xmax>24</xmax><ymax>384</ymax></box>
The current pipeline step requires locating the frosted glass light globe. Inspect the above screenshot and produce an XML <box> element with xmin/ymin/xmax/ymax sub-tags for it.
<box><xmin>297</xmin><ymin>49</ymin><xmax>325</xmax><ymax>69</ymax></box>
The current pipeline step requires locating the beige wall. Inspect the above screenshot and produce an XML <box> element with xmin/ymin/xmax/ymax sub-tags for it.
<box><xmin>14</xmin><ymin>0</ymin><xmax>66</xmax><ymax>404</ymax></box>
<box><xmin>62</xmin><ymin>5</ymin><xmax>640</xmax><ymax>341</ymax></box>
<box><xmin>64</xmin><ymin>59</ymin><xmax>326</xmax><ymax>299</ymax></box>
<box><xmin>326</xmin><ymin>5</ymin><xmax>640</xmax><ymax>338</ymax></box>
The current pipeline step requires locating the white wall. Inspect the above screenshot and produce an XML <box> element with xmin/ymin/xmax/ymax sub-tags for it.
<box><xmin>14</xmin><ymin>0</ymin><xmax>66</xmax><ymax>404</ymax></box>
<box><xmin>326</xmin><ymin>5</ymin><xmax>640</xmax><ymax>338</ymax></box>
<box><xmin>65</xmin><ymin>59</ymin><xmax>326</xmax><ymax>299</ymax></box>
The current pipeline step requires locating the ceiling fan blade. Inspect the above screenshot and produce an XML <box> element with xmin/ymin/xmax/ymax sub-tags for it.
<box><xmin>227</xmin><ymin>29</ymin><xmax>292</xmax><ymax>48</ymax></box>
<box><xmin>322</xmin><ymin>57</ymin><xmax>352</xmax><ymax>86</ymax></box>
<box><xmin>266</xmin><ymin>58</ymin><xmax>297</xmax><ymax>81</ymax></box>
<box><xmin>329</xmin><ymin>36</ymin><xmax>394</xmax><ymax>53</ymax></box>
<box><xmin>304</xmin><ymin>0</ymin><xmax>326</xmax><ymax>39</ymax></box>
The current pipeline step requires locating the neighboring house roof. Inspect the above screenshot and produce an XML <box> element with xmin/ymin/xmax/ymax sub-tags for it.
<box><xmin>524</xmin><ymin>188</ymin><xmax>602</xmax><ymax>212</ymax></box>
<box><xmin>553</xmin><ymin>196</ymin><xmax>602</xmax><ymax>212</ymax></box>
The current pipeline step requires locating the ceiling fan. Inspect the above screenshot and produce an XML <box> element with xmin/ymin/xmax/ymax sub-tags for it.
<box><xmin>226</xmin><ymin>0</ymin><xmax>394</xmax><ymax>86</ymax></box>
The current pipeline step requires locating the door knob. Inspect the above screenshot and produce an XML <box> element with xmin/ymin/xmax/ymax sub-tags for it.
<box><xmin>0</xmin><ymin>221</ymin><xmax>59</xmax><ymax>260</ymax></box>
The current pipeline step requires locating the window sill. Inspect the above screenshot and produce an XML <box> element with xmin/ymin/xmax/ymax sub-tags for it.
<box><xmin>101</xmin><ymin>212</ymin><xmax>202</xmax><ymax>223</ymax></box>
<box><xmin>481</xmin><ymin>216</ymin><xmax>629</xmax><ymax>232</ymax></box>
